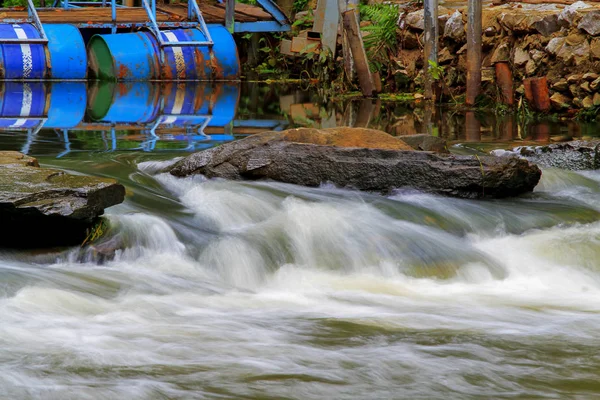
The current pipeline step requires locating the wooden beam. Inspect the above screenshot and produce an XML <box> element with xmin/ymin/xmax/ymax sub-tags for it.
<box><xmin>342</xmin><ymin>9</ymin><xmax>374</xmax><ymax>97</ymax></box>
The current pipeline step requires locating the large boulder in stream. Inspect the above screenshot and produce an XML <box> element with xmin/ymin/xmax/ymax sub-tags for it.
<box><xmin>0</xmin><ymin>151</ymin><xmax>125</xmax><ymax>248</ymax></box>
<box><xmin>167</xmin><ymin>128</ymin><xmax>541</xmax><ymax>199</ymax></box>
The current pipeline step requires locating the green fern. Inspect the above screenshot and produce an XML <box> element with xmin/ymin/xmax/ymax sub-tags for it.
<box><xmin>359</xmin><ymin>4</ymin><xmax>399</xmax><ymax>72</ymax></box>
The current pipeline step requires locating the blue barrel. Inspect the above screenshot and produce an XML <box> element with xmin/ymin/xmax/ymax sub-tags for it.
<box><xmin>186</xmin><ymin>25</ymin><xmax>240</xmax><ymax>80</ymax></box>
<box><xmin>45</xmin><ymin>82</ymin><xmax>86</xmax><ymax>128</ymax></box>
<box><xmin>44</xmin><ymin>24</ymin><xmax>87</xmax><ymax>80</ymax></box>
<box><xmin>87</xmin><ymin>25</ymin><xmax>239</xmax><ymax>81</ymax></box>
<box><xmin>88</xmin><ymin>82</ymin><xmax>161</xmax><ymax>124</ymax></box>
<box><xmin>0</xmin><ymin>24</ymin><xmax>46</xmax><ymax>80</ymax></box>
<box><xmin>0</xmin><ymin>82</ymin><xmax>47</xmax><ymax>128</ymax></box>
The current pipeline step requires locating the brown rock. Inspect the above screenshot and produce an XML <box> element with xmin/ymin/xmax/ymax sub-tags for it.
<box><xmin>591</xmin><ymin>38</ymin><xmax>600</xmax><ymax>60</ymax></box>
<box><xmin>552</xmin><ymin>79</ymin><xmax>569</xmax><ymax>92</ymax></box>
<box><xmin>491</xmin><ymin>43</ymin><xmax>511</xmax><ymax>63</ymax></box>
<box><xmin>0</xmin><ymin>151</ymin><xmax>39</xmax><ymax>167</ymax></box>
<box><xmin>550</xmin><ymin>92</ymin><xmax>572</xmax><ymax>109</ymax></box>
<box><xmin>274</xmin><ymin>127</ymin><xmax>414</xmax><ymax>151</ymax></box>
<box><xmin>581</xmin><ymin>81</ymin><xmax>593</xmax><ymax>93</ymax></box>
<box><xmin>594</xmin><ymin>93</ymin><xmax>600</xmax><ymax>106</ymax></box>
<box><xmin>583</xmin><ymin>96</ymin><xmax>594</xmax><ymax>109</ymax></box>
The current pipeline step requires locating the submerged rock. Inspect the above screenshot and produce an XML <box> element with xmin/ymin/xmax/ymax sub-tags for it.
<box><xmin>167</xmin><ymin>128</ymin><xmax>541</xmax><ymax>199</ymax></box>
<box><xmin>0</xmin><ymin>151</ymin><xmax>125</xmax><ymax>248</ymax></box>
<box><xmin>398</xmin><ymin>134</ymin><xmax>449</xmax><ymax>153</ymax></box>
<box><xmin>513</xmin><ymin>140</ymin><xmax>600</xmax><ymax>170</ymax></box>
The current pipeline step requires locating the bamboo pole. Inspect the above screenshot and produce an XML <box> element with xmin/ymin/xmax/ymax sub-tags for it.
<box><xmin>423</xmin><ymin>0</ymin><xmax>438</xmax><ymax>100</ymax></box>
<box><xmin>466</xmin><ymin>0</ymin><xmax>482</xmax><ymax>106</ymax></box>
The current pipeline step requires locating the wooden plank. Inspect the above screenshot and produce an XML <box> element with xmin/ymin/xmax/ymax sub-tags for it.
<box><xmin>214</xmin><ymin>2</ymin><xmax>271</xmax><ymax>20</ymax></box>
<box><xmin>342</xmin><ymin>9</ymin><xmax>374</xmax><ymax>97</ymax></box>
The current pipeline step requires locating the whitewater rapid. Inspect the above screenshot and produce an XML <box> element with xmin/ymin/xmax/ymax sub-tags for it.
<box><xmin>1</xmin><ymin>162</ymin><xmax>600</xmax><ymax>399</ymax></box>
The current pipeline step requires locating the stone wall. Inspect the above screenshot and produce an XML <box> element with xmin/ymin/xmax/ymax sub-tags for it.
<box><xmin>397</xmin><ymin>1</ymin><xmax>600</xmax><ymax>110</ymax></box>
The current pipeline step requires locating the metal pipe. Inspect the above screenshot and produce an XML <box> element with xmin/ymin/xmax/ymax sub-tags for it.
<box><xmin>225</xmin><ymin>0</ymin><xmax>235</xmax><ymax>33</ymax></box>
<box><xmin>423</xmin><ymin>0</ymin><xmax>438</xmax><ymax>100</ymax></box>
<box><xmin>111</xmin><ymin>0</ymin><xmax>117</xmax><ymax>34</ymax></box>
<box><xmin>466</xmin><ymin>0</ymin><xmax>482</xmax><ymax>106</ymax></box>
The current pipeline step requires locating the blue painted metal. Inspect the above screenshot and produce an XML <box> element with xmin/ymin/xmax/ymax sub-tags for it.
<box><xmin>186</xmin><ymin>24</ymin><xmax>239</xmax><ymax>79</ymax></box>
<box><xmin>88</xmin><ymin>24</ymin><xmax>239</xmax><ymax>81</ymax></box>
<box><xmin>45</xmin><ymin>82</ymin><xmax>86</xmax><ymax>128</ymax></box>
<box><xmin>43</xmin><ymin>24</ymin><xmax>87</xmax><ymax>80</ymax></box>
<box><xmin>255</xmin><ymin>0</ymin><xmax>290</xmax><ymax>26</ymax></box>
<box><xmin>0</xmin><ymin>24</ymin><xmax>47</xmax><ymax>79</ymax></box>
<box><xmin>0</xmin><ymin>82</ymin><xmax>46</xmax><ymax>128</ymax></box>
<box><xmin>88</xmin><ymin>31</ymin><xmax>160</xmax><ymax>80</ymax></box>
<box><xmin>234</xmin><ymin>21</ymin><xmax>290</xmax><ymax>33</ymax></box>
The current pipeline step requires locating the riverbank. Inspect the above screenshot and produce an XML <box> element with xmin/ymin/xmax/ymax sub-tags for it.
<box><xmin>240</xmin><ymin>1</ymin><xmax>600</xmax><ymax>118</ymax></box>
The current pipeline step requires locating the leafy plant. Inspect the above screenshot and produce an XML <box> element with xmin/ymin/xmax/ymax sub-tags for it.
<box><xmin>3</xmin><ymin>0</ymin><xmax>40</xmax><ymax>8</ymax></box>
<box><xmin>293</xmin><ymin>0</ymin><xmax>308</xmax><ymax>13</ymax></box>
<box><xmin>359</xmin><ymin>4</ymin><xmax>399</xmax><ymax>72</ymax></box>
<box><xmin>427</xmin><ymin>60</ymin><xmax>443</xmax><ymax>81</ymax></box>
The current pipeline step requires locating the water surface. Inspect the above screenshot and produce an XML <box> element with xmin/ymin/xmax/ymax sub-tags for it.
<box><xmin>1</xmin><ymin>83</ymin><xmax>600</xmax><ymax>399</ymax></box>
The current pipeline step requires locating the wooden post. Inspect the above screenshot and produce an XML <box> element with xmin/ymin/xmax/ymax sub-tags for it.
<box><xmin>423</xmin><ymin>0</ymin><xmax>438</xmax><ymax>100</ymax></box>
<box><xmin>225</xmin><ymin>0</ymin><xmax>235</xmax><ymax>33</ymax></box>
<box><xmin>466</xmin><ymin>0</ymin><xmax>482</xmax><ymax>106</ymax></box>
<box><xmin>342</xmin><ymin>9</ymin><xmax>374</xmax><ymax>97</ymax></box>
<box><xmin>339</xmin><ymin>0</ymin><xmax>358</xmax><ymax>81</ymax></box>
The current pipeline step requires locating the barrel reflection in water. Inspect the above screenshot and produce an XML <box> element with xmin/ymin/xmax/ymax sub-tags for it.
<box><xmin>0</xmin><ymin>81</ymin><xmax>240</xmax><ymax>153</ymax></box>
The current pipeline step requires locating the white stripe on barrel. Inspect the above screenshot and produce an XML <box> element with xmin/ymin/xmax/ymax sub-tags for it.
<box><xmin>163</xmin><ymin>31</ymin><xmax>185</xmax><ymax>79</ymax></box>
<box><xmin>12</xmin><ymin>24</ymin><xmax>33</xmax><ymax>79</ymax></box>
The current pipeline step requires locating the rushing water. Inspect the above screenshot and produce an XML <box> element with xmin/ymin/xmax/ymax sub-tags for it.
<box><xmin>2</xmin><ymin>83</ymin><xmax>600</xmax><ymax>399</ymax></box>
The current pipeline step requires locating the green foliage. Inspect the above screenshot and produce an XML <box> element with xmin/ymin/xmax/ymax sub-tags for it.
<box><xmin>293</xmin><ymin>0</ymin><xmax>308</xmax><ymax>13</ymax></box>
<box><xmin>359</xmin><ymin>4</ymin><xmax>399</xmax><ymax>72</ymax></box>
<box><xmin>427</xmin><ymin>60</ymin><xmax>443</xmax><ymax>81</ymax></box>
<box><xmin>576</xmin><ymin>106</ymin><xmax>600</xmax><ymax>122</ymax></box>
<box><xmin>237</xmin><ymin>0</ymin><xmax>257</xmax><ymax>5</ymax></box>
<box><xmin>291</xmin><ymin>9</ymin><xmax>313</xmax><ymax>31</ymax></box>
<box><xmin>3</xmin><ymin>0</ymin><xmax>40</xmax><ymax>7</ymax></box>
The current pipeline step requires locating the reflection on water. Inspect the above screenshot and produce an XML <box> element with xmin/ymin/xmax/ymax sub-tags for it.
<box><xmin>1</xmin><ymin>82</ymin><xmax>599</xmax><ymax>158</ymax></box>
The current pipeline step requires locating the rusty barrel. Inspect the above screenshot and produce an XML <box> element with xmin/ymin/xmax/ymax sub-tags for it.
<box><xmin>87</xmin><ymin>25</ymin><xmax>240</xmax><ymax>81</ymax></box>
<box><xmin>0</xmin><ymin>24</ymin><xmax>86</xmax><ymax>80</ymax></box>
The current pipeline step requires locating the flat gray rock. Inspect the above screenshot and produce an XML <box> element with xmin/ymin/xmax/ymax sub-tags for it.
<box><xmin>0</xmin><ymin>151</ymin><xmax>125</xmax><ymax>248</ymax></box>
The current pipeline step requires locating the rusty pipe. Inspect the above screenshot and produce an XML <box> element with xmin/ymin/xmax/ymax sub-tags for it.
<box><xmin>466</xmin><ymin>0</ymin><xmax>482</xmax><ymax>106</ymax></box>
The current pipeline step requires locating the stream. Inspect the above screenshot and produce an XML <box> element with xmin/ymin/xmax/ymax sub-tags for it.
<box><xmin>1</xmin><ymin>82</ymin><xmax>600</xmax><ymax>399</ymax></box>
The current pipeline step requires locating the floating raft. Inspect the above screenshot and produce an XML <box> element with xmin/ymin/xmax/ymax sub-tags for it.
<box><xmin>0</xmin><ymin>0</ymin><xmax>289</xmax><ymax>81</ymax></box>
